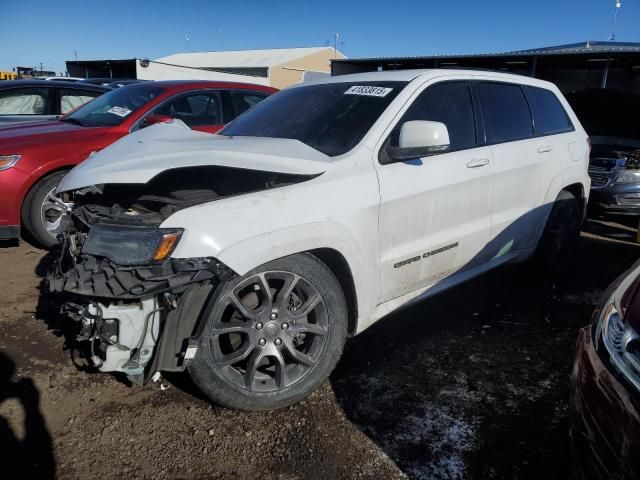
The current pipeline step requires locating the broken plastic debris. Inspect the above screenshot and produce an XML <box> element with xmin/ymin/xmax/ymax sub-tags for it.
<box><xmin>160</xmin><ymin>383</ymin><xmax>170</xmax><ymax>391</ymax></box>
<box><xmin>151</xmin><ymin>372</ymin><xmax>162</xmax><ymax>383</ymax></box>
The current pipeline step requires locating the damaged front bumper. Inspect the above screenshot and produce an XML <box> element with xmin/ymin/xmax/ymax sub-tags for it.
<box><xmin>47</xmin><ymin>242</ymin><xmax>230</xmax><ymax>382</ymax></box>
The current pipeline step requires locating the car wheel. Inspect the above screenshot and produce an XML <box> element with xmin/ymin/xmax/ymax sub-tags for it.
<box><xmin>21</xmin><ymin>171</ymin><xmax>70</xmax><ymax>248</ymax></box>
<box><xmin>189</xmin><ymin>253</ymin><xmax>348</xmax><ymax>410</ymax></box>
<box><xmin>535</xmin><ymin>190</ymin><xmax>581</xmax><ymax>272</ymax></box>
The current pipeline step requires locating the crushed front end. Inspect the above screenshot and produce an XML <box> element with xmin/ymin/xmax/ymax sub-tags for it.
<box><xmin>46</xmin><ymin>165</ymin><xmax>306</xmax><ymax>383</ymax></box>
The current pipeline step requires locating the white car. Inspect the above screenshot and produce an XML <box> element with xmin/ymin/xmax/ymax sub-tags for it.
<box><xmin>48</xmin><ymin>69</ymin><xmax>590</xmax><ymax>410</ymax></box>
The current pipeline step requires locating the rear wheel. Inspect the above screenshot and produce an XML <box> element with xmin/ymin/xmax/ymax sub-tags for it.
<box><xmin>189</xmin><ymin>253</ymin><xmax>348</xmax><ymax>410</ymax></box>
<box><xmin>21</xmin><ymin>171</ymin><xmax>70</xmax><ymax>248</ymax></box>
<box><xmin>534</xmin><ymin>190</ymin><xmax>581</xmax><ymax>273</ymax></box>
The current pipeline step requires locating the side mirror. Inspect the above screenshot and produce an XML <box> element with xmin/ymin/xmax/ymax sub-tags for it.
<box><xmin>142</xmin><ymin>114</ymin><xmax>172</xmax><ymax>127</ymax></box>
<box><xmin>385</xmin><ymin>120</ymin><xmax>450</xmax><ymax>162</ymax></box>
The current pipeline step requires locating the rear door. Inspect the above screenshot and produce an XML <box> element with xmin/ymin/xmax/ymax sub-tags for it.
<box><xmin>475</xmin><ymin>79</ymin><xmax>565</xmax><ymax>254</ymax></box>
<box><xmin>375</xmin><ymin>79</ymin><xmax>495</xmax><ymax>302</ymax></box>
<box><xmin>0</xmin><ymin>87</ymin><xmax>55</xmax><ymax>124</ymax></box>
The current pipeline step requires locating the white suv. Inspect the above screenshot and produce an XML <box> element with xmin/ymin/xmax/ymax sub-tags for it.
<box><xmin>48</xmin><ymin>70</ymin><xmax>590</xmax><ymax>410</ymax></box>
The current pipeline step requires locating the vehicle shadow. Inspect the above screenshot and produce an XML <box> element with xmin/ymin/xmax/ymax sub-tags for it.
<box><xmin>0</xmin><ymin>238</ymin><xmax>19</xmax><ymax>249</ymax></box>
<box><xmin>330</xmin><ymin>232</ymin><xmax>639</xmax><ymax>479</ymax></box>
<box><xmin>0</xmin><ymin>351</ymin><xmax>56</xmax><ymax>478</ymax></box>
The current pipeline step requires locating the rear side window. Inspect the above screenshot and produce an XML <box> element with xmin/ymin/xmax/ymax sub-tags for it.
<box><xmin>525</xmin><ymin>86</ymin><xmax>573</xmax><ymax>136</ymax></box>
<box><xmin>391</xmin><ymin>81</ymin><xmax>477</xmax><ymax>150</ymax></box>
<box><xmin>0</xmin><ymin>88</ymin><xmax>51</xmax><ymax>115</ymax></box>
<box><xmin>478</xmin><ymin>82</ymin><xmax>533</xmax><ymax>143</ymax></box>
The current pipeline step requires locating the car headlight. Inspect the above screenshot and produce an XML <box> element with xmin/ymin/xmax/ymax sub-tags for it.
<box><xmin>0</xmin><ymin>154</ymin><xmax>21</xmax><ymax>171</ymax></box>
<box><xmin>595</xmin><ymin>295</ymin><xmax>640</xmax><ymax>391</ymax></box>
<box><xmin>82</xmin><ymin>224</ymin><xmax>183</xmax><ymax>265</ymax></box>
<box><xmin>615</xmin><ymin>170</ymin><xmax>640</xmax><ymax>184</ymax></box>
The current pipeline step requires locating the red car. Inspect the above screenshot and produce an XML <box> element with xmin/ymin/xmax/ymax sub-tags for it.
<box><xmin>0</xmin><ymin>80</ymin><xmax>276</xmax><ymax>246</ymax></box>
<box><xmin>570</xmin><ymin>259</ymin><xmax>640</xmax><ymax>479</ymax></box>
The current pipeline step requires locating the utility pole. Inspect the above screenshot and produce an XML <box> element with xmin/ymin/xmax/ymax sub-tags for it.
<box><xmin>608</xmin><ymin>0</ymin><xmax>622</xmax><ymax>41</ymax></box>
<box><xmin>334</xmin><ymin>32</ymin><xmax>339</xmax><ymax>59</ymax></box>
<box><xmin>74</xmin><ymin>50</ymin><xmax>78</xmax><ymax>61</ymax></box>
<box><xmin>185</xmin><ymin>33</ymin><xmax>190</xmax><ymax>52</ymax></box>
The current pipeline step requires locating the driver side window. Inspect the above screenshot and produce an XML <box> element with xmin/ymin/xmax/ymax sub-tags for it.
<box><xmin>390</xmin><ymin>81</ymin><xmax>477</xmax><ymax>151</ymax></box>
<box><xmin>154</xmin><ymin>92</ymin><xmax>222</xmax><ymax>126</ymax></box>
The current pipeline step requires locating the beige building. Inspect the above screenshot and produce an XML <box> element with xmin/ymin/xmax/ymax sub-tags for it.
<box><xmin>155</xmin><ymin>47</ymin><xmax>346</xmax><ymax>89</ymax></box>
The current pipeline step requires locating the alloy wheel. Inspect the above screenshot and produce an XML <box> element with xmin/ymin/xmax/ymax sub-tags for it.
<box><xmin>207</xmin><ymin>271</ymin><xmax>329</xmax><ymax>393</ymax></box>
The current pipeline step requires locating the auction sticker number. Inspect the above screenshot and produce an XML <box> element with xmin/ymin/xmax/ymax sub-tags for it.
<box><xmin>107</xmin><ymin>106</ymin><xmax>132</xmax><ymax>117</ymax></box>
<box><xmin>344</xmin><ymin>85</ymin><xmax>393</xmax><ymax>97</ymax></box>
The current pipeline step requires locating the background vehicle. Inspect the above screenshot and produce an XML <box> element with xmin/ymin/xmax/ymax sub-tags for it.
<box><xmin>33</xmin><ymin>76</ymin><xmax>83</xmax><ymax>82</ymax></box>
<box><xmin>567</xmin><ymin>89</ymin><xmax>640</xmax><ymax>216</ymax></box>
<box><xmin>78</xmin><ymin>78</ymin><xmax>140</xmax><ymax>87</ymax></box>
<box><xmin>0</xmin><ymin>80</ymin><xmax>276</xmax><ymax>246</ymax></box>
<box><xmin>0</xmin><ymin>80</ymin><xmax>109</xmax><ymax>125</ymax></box>
<box><xmin>48</xmin><ymin>70</ymin><xmax>590</xmax><ymax>411</ymax></box>
<box><xmin>570</xmin><ymin>260</ymin><xmax>640</xmax><ymax>480</ymax></box>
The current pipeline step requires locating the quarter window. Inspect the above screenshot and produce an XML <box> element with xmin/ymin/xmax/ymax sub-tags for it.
<box><xmin>0</xmin><ymin>88</ymin><xmax>50</xmax><ymax>115</ymax></box>
<box><xmin>478</xmin><ymin>82</ymin><xmax>533</xmax><ymax>143</ymax></box>
<box><xmin>391</xmin><ymin>81</ymin><xmax>477</xmax><ymax>150</ymax></box>
<box><xmin>525</xmin><ymin>86</ymin><xmax>573</xmax><ymax>136</ymax></box>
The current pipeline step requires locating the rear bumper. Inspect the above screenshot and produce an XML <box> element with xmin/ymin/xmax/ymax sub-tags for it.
<box><xmin>569</xmin><ymin>326</ymin><xmax>640</xmax><ymax>479</ymax></box>
<box><xmin>0</xmin><ymin>225</ymin><xmax>19</xmax><ymax>239</ymax></box>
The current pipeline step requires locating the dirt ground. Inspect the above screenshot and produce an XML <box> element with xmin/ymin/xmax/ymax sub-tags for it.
<box><xmin>1</xmin><ymin>217</ymin><xmax>639</xmax><ymax>480</ymax></box>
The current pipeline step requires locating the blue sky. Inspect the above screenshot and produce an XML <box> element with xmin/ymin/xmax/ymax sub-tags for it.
<box><xmin>1</xmin><ymin>0</ymin><xmax>639</xmax><ymax>74</ymax></box>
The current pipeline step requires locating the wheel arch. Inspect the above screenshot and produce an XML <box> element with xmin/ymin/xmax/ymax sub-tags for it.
<box><xmin>19</xmin><ymin>165</ymin><xmax>73</xmax><ymax>216</ymax></box>
<box><xmin>561</xmin><ymin>182</ymin><xmax>587</xmax><ymax>219</ymax></box>
<box><xmin>308</xmin><ymin>247</ymin><xmax>359</xmax><ymax>336</ymax></box>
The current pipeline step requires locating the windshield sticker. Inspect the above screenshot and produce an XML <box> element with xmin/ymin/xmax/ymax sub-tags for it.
<box><xmin>344</xmin><ymin>85</ymin><xmax>393</xmax><ymax>97</ymax></box>
<box><xmin>107</xmin><ymin>106</ymin><xmax>132</xmax><ymax>117</ymax></box>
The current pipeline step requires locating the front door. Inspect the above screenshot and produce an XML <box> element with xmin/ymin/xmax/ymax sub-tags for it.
<box><xmin>375</xmin><ymin>80</ymin><xmax>495</xmax><ymax>303</ymax></box>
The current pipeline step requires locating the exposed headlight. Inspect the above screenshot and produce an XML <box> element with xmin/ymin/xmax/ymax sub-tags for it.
<box><xmin>82</xmin><ymin>224</ymin><xmax>183</xmax><ymax>265</ymax></box>
<box><xmin>615</xmin><ymin>170</ymin><xmax>640</xmax><ymax>184</ymax></box>
<box><xmin>595</xmin><ymin>295</ymin><xmax>640</xmax><ymax>391</ymax></box>
<box><xmin>0</xmin><ymin>154</ymin><xmax>21</xmax><ymax>171</ymax></box>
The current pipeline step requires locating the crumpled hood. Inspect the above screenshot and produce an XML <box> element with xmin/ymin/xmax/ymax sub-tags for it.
<box><xmin>58</xmin><ymin>122</ymin><xmax>331</xmax><ymax>193</ymax></box>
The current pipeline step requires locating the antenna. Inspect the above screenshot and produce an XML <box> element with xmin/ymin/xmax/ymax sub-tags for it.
<box><xmin>608</xmin><ymin>0</ymin><xmax>622</xmax><ymax>41</ymax></box>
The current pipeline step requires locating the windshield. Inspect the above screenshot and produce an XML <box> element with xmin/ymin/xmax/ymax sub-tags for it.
<box><xmin>65</xmin><ymin>84</ymin><xmax>165</xmax><ymax>127</ymax></box>
<box><xmin>221</xmin><ymin>81</ymin><xmax>407</xmax><ymax>156</ymax></box>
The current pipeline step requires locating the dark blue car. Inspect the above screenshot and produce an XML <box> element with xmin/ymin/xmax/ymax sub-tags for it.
<box><xmin>567</xmin><ymin>89</ymin><xmax>640</xmax><ymax>215</ymax></box>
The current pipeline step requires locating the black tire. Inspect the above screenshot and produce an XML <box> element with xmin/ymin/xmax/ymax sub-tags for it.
<box><xmin>21</xmin><ymin>171</ymin><xmax>69</xmax><ymax>248</ymax></box>
<box><xmin>189</xmin><ymin>253</ymin><xmax>348</xmax><ymax>410</ymax></box>
<box><xmin>534</xmin><ymin>190</ymin><xmax>581</xmax><ymax>273</ymax></box>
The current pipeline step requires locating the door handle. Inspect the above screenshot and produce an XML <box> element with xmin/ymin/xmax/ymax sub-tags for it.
<box><xmin>466</xmin><ymin>158</ymin><xmax>489</xmax><ymax>168</ymax></box>
<box><xmin>537</xmin><ymin>145</ymin><xmax>554</xmax><ymax>153</ymax></box>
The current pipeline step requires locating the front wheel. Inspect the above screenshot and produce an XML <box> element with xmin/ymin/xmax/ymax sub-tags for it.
<box><xmin>21</xmin><ymin>171</ymin><xmax>70</xmax><ymax>248</ymax></box>
<box><xmin>189</xmin><ymin>253</ymin><xmax>348</xmax><ymax>410</ymax></box>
